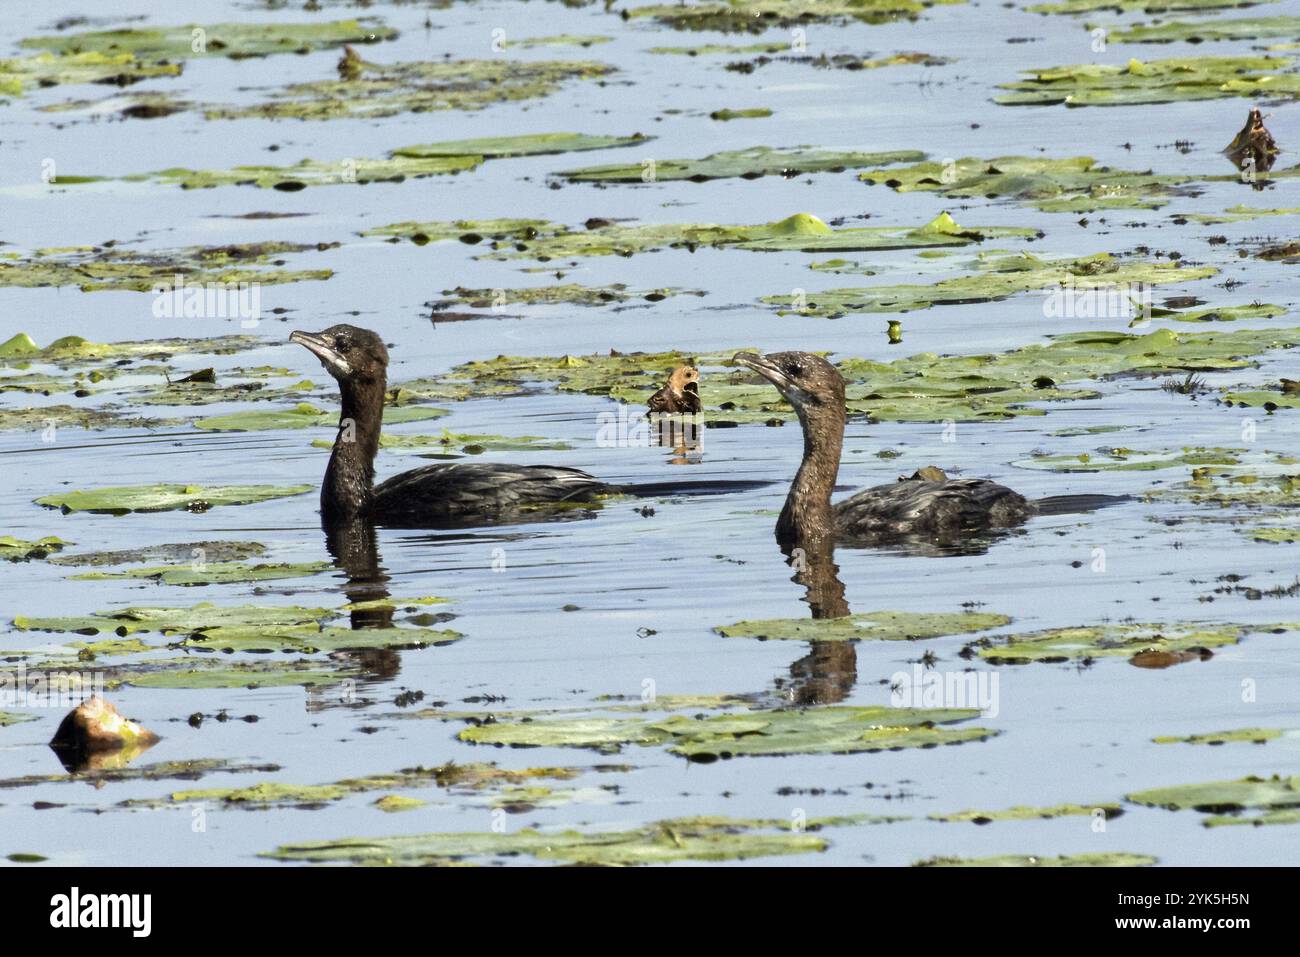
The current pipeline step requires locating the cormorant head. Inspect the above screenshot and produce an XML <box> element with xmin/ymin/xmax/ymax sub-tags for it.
<box><xmin>290</xmin><ymin>324</ymin><xmax>389</xmax><ymax>384</ymax></box>
<box><xmin>732</xmin><ymin>351</ymin><xmax>845</xmax><ymax>424</ymax></box>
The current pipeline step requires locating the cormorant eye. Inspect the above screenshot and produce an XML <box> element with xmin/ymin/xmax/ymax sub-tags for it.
<box><xmin>334</xmin><ymin>335</ymin><xmax>352</xmax><ymax>353</ymax></box>
<box><xmin>785</xmin><ymin>360</ymin><xmax>803</xmax><ymax>377</ymax></box>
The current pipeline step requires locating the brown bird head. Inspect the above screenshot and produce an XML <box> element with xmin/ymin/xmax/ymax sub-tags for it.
<box><xmin>290</xmin><ymin>324</ymin><xmax>389</xmax><ymax>385</ymax></box>
<box><xmin>732</xmin><ymin>351</ymin><xmax>845</xmax><ymax>430</ymax></box>
<box><xmin>669</xmin><ymin>365</ymin><xmax>700</xmax><ymax>390</ymax></box>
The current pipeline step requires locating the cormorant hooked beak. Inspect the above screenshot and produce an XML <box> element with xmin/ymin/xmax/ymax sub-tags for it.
<box><xmin>733</xmin><ymin>351</ymin><xmax>799</xmax><ymax>400</ymax></box>
<box><xmin>291</xmin><ymin>330</ymin><xmax>352</xmax><ymax>379</ymax></box>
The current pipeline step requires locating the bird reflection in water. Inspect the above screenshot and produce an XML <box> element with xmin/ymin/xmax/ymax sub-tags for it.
<box><xmin>775</xmin><ymin>538</ymin><xmax>857</xmax><ymax>707</ymax></box>
<box><xmin>323</xmin><ymin>517</ymin><xmax>400</xmax><ymax>681</ymax></box>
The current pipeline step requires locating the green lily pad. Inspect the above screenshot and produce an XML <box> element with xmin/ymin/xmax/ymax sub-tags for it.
<box><xmin>0</xmin><ymin>758</ymin><xmax>281</xmax><ymax>791</ymax></box>
<box><xmin>178</xmin><ymin>624</ymin><xmax>461</xmax><ymax>654</ymax></box>
<box><xmin>121</xmin><ymin>661</ymin><xmax>351</xmax><ymax>689</ymax></box>
<box><xmin>0</xmin><ymin>536</ymin><xmax>69</xmax><ymax>562</ymax></box>
<box><xmin>373</xmin><ymin>795</ymin><xmax>425</xmax><ymax>812</ymax></box>
<box><xmin>929</xmin><ymin>803</ymin><xmax>1123</xmax><ymax>822</ymax></box>
<box><xmin>717</xmin><ymin>610</ymin><xmax>1010</xmax><ymax>642</ymax></box>
<box><xmin>1153</xmin><ymin>728</ymin><xmax>1283</xmax><ymax>744</ymax></box>
<box><xmin>0</xmin><ymin>332</ymin><xmax>257</xmax><ymax>367</ymax></box>
<box><xmin>860</xmin><ymin>154</ymin><xmax>1203</xmax><ymax>210</ymax></box>
<box><xmin>20</xmin><ymin>20</ymin><xmax>396</xmax><ymax>60</ymax></box>
<box><xmin>264</xmin><ymin>816</ymin><xmax>831</xmax><ymax>866</ymax></box>
<box><xmin>0</xmin><ymin>51</ymin><xmax>181</xmax><ymax>95</ymax></box>
<box><xmin>1013</xmin><ymin>447</ymin><xmax>1245</xmax><ymax>473</ymax></box>
<box><xmin>312</xmin><ymin>430</ymin><xmax>572</xmax><ymax>455</ymax></box>
<box><xmin>49</xmin><ymin>540</ymin><xmax>266</xmax><ymax>567</ymax></box>
<box><xmin>36</xmin><ymin>484</ymin><xmax>312</xmax><ymax>515</ymax></box>
<box><xmin>435</xmin><ymin>283</ymin><xmax>699</xmax><ymax>308</ymax></box>
<box><xmin>916</xmin><ymin>852</ymin><xmax>1156</xmax><ymax>866</ymax></box>
<box><xmin>1251</xmin><ymin>528</ymin><xmax>1300</xmax><ymax>543</ymax></box>
<box><xmin>1181</xmin><ymin>205</ymin><xmax>1300</xmax><ymax>224</ymax></box>
<box><xmin>0</xmin><ymin>712</ymin><xmax>37</xmax><ymax>727</ymax></box>
<box><xmin>974</xmin><ymin>621</ymin><xmax>1296</xmax><ymax>664</ymax></box>
<box><xmin>370</xmin><ymin>211</ymin><xmax>1037</xmax><ymax>262</ymax></box>
<box><xmin>193</xmin><ymin>402</ymin><xmax>447</xmax><ymax>432</ymax></box>
<box><xmin>1128</xmin><ymin>775</ymin><xmax>1300</xmax><ymax>813</ymax></box>
<box><xmin>710</xmin><ymin>108</ymin><xmax>773</xmax><ymax>120</ymax></box>
<box><xmin>69</xmin><ymin>561</ymin><xmax>330</xmax><ymax>586</ymax></box>
<box><xmin>205</xmin><ymin>56</ymin><xmax>615</xmax><ymax>121</ymax></box>
<box><xmin>1028</xmin><ymin>0</ymin><xmax>1274</xmax><ymax>12</ymax></box>
<box><xmin>767</xmin><ymin>253</ymin><xmax>1216</xmax><ymax>316</ymax></box>
<box><xmin>625</xmin><ymin>0</ymin><xmax>963</xmax><ymax>33</ymax></box>
<box><xmin>0</xmin><ymin>242</ymin><xmax>332</xmax><ymax>292</ymax></box>
<box><xmin>560</xmin><ymin>146</ymin><xmax>924</xmax><ymax>183</ymax></box>
<box><xmin>460</xmin><ymin>704</ymin><xmax>993</xmax><ymax>759</ymax></box>
<box><xmin>996</xmin><ymin>55</ymin><xmax>1300</xmax><ymax>107</ymax></box>
<box><xmin>1112</xmin><ymin>15</ymin><xmax>1300</xmax><ymax>44</ymax></box>
<box><xmin>393</xmin><ymin>132</ymin><xmax>648</xmax><ymax>159</ymax></box>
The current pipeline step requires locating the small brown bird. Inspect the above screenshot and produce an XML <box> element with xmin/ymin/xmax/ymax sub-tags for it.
<box><xmin>647</xmin><ymin>365</ymin><xmax>701</xmax><ymax>414</ymax></box>
<box><xmin>1223</xmin><ymin>107</ymin><xmax>1279</xmax><ymax>175</ymax></box>
<box><xmin>1282</xmin><ymin>378</ymin><xmax>1299</xmax><ymax>395</ymax></box>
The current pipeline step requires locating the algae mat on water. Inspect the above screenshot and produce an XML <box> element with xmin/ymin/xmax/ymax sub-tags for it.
<box><xmin>1111</xmin><ymin>16</ymin><xmax>1300</xmax><ymax>44</ymax></box>
<box><xmin>967</xmin><ymin>620</ymin><xmax>1299</xmax><ymax>664</ymax></box>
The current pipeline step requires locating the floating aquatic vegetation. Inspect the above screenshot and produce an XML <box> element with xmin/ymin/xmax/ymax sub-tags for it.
<box><xmin>1182</xmin><ymin>204</ymin><xmax>1300</xmax><ymax>224</ymax></box>
<box><xmin>13</xmin><ymin>601</ymin><xmax>332</xmax><ymax>638</ymax></box>
<box><xmin>128</xmin><ymin>761</ymin><xmax>593</xmax><ymax>811</ymax></box>
<box><xmin>266</xmin><ymin>815</ymin><xmax>833</xmax><ymax>865</ymax></box>
<box><xmin>929</xmin><ymin>803</ymin><xmax>1123</xmax><ymax>822</ymax></box>
<box><xmin>368</xmin><ymin>212</ymin><xmax>1036</xmax><ymax>261</ymax></box>
<box><xmin>710</xmin><ymin>107</ymin><xmax>773</xmax><ymax>120</ymax></box>
<box><xmin>559</xmin><ymin>146</ymin><xmax>924</xmax><ymax>183</ymax></box>
<box><xmin>623</xmin><ymin>0</ymin><xmax>964</xmax><ymax>34</ymax></box>
<box><xmin>312</xmin><ymin>430</ymin><xmax>572</xmax><ymax>455</ymax></box>
<box><xmin>121</xmin><ymin>660</ymin><xmax>351</xmax><ymax>689</ymax></box>
<box><xmin>420</xmin><ymin>326</ymin><xmax>1300</xmax><ymax>425</ymax></box>
<box><xmin>1151</xmin><ymin>468</ymin><xmax>1300</xmax><ymax>509</ymax></box>
<box><xmin>115</xmin><ymin>133</ymin><xmax>650</xmax><ymax>190</ymax></box>
<box><xmin>0</xmin><ymin>51</ymin><xmax>180</xmax><ymax>96</ymax></box>
<box><xmin>129</xmin><ymin>373</ymin><xmax>317</xmax><ymax>408</ymax></box>
<box><xmin>0</xmin><ymin>406</ymin><xmax>173</xmax><ymax>432</ymax></box>
<box><xmin>49</xmin><ymin>540</ymin><xmax>266</xmax><ymax>567</ymax></box>
<box><xmin>0</xmin><ymin>243</ymin><xmax>333</xmax><ymax>292</ymax></box>
<box><xmin>373</xmin><ymin>795</ymin><xmax>424</xmax><ymax>812</ymax></box>
<box><xmin>766</xmin><ymin>253</ymin><xmax>1216</xmax><ymax>316</ymax></box>
<box><xmin>1251</xmin><ymin>528</ymin><xmax>1300</xmax><ymax>542</ymax></box>
<box><xmin>503</xmin><ymin>34</ymin><xmax>612</xmax><ymax>48</ymax></box>
<box><xmin>1144</xmin><ymin>301</ymin><xmax>1284</xmax><ymax>323</ymax></box>
<box><xmin>860</xmin><ymin>154</ymin><xmax>1199</xmax><ymax>211</ymax></box>
<box><xmin>178</xmin><ymin>623</ymin><xmax>461</xmax><ymax>654</ymax></box>
<box><xmin>996</xmin><ymin>56</ymin><xmax>1300</xmax><ymax>107</ymax></box>
<box><xmin>970</xmin><ymin>621</ymin><xmax>1296</xmax><ymax>664</ymax></box>
<box><xmin>1026</xmin><ymin>0</ymin><xmax>1275</xmax><ymax>12</ymax></box>
<box><xmin>0</xmin><ymin>332</ymin><xmax>257</xmax><ymax>367</ymax></box>
<box><xmin>1127</xmin><ymin>775</ymin><xmax>1300</xmax><ymax>823</ymax></box>
<box><xmin>647</xmin><ymin>42</ymin><xmax>791</xmax><ymax>55</ymax></box>
<box><xmin>435</xmin><ymin>283</ymin><xmax>698</xmax><ymax>308</ymax></box>
<box><xmin>1013</xmin><ymin>447</ymin><xmax>1250</xmax><ymax>473</ymax></box>
<box><xmin>38</xmin><ymin>90</ymin><xmax>193</xmax><ymax>121</ymax></box>
<box><xmin>1153</xmin><ymin>728</ymin><xmax>1283</xmax><ymax>744</ymax></box>
<box><xmin>0</xmin><ymin>712</ymin><xmax>37</xmax><ymax>726</ymax></box>
<box><xmin>193</xmin><ymin>402</ymin><xmax>446</xmax><ymax>432</ymax></box>
<box><xmin>0</xmin><ymin>536</ymin><xmax>69</xmax><ymax>561</ymax></box>
<box><xmin>460</xmin><ymin>704</ymin><xmax>995</xmax><ymax>759</ymax></box>
<box><xmin>36</xmin><ymin>484</ymin><xmax>313</xmax><ymax>515</ymax></box>
<box><xmin>916</xmin><ymin>852</ymin><xmax>1156</xmax><ymax>866</ymax></box>
<box><xmin>0</xmin><ymin>758</ymin><xmax>281</xmax><ymax>790</ymax></box>
<box><xmin>716</xmin><ymin>610</ymin><xmax>1010</xmax><ymax>642</ymax></box>
<box><xmin>20</xmin><ymin>20</ymin><xmax>395</xmax><ymax>61</ymax></box>
<box><xmin>1221</xmin><ymin>389</ymin><xmax>1300</xmax><ymax>410</ymax></box>
<box><xmin>204</xmin><ymin>57</ymin><xmax>615</xmax><ymax>121</ymax></box>
<box><xmin>68</xmin><ymin>560</ymin><xmax>330</xmax><ymax>586</ymax></box>
<box><xmin>1112</xmin><ymin>15</ymin><xmax>1300</xmax><ymax>44</ymax></box>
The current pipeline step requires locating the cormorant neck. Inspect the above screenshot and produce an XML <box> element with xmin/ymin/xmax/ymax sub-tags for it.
<box><xmin>777</xmin><ymin>405</ymin><xmax>843</xmax><ymax>547</ymax></box>
<box><xmin>322</xmin><ymin>373</ymin><xmax>386</xmax><ymax>523</ymax></box>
